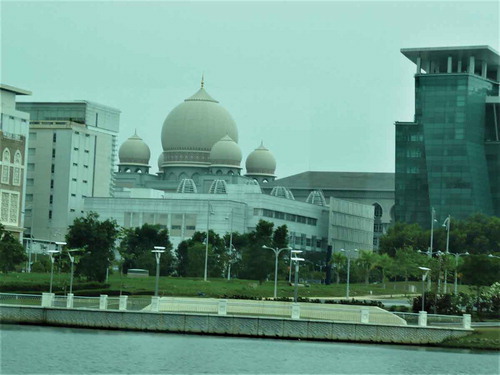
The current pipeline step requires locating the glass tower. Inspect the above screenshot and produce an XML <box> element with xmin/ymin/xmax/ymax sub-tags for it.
<box><xmin>395</xmin><ymin>46</ymin><xmax>500</xmax><ymax>227</ymax></box>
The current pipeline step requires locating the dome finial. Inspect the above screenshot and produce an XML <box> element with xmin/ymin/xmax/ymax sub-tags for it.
<box><xmin>201</xmin><ymin>73</ymin><xmax>204</xmax><ymax>88</ymax></box>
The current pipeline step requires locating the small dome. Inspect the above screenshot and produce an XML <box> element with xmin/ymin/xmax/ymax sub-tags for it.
<box><xmin>245</xmin><ymin>142</ymin><xmax>276</xmax><ymax>176</ymax></box>
<box><xmin>306</xmin><ymin>190</ymin><xmax>327</xmax><ymax>206</ymax></box>
<box><xmin>176</xmin><ymin>179</ymin><xmax>198</xmax><ymax>193</ymax></box>
<box><xmin>208</xmin><ymin>180</ymin><xmax>228</xmax><ymax>194</ymax></box>
<box><xmin>209</xmin><ymin>135</ymin><xmax>242</xmax><ymax>167</ymax></box>
<box><xmin>157</xmin><ymin>153</ymin><xmax>164</xmax><ymax>173</ymax></box>
<box><xmin>119</xmin><ymin>133</ymin><xmax>151</xmax><ymax>166</ymax></box>
<box><xmin>270</xmin><ymin>186</ymin><xmax>295</xmax><ymax>200</ymax></box>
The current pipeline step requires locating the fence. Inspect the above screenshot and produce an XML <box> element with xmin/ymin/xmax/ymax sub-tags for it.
<box><xmin>0</xmin><ymin>292</ymin><xmax>471</xmax><ymax>329</ymax></box>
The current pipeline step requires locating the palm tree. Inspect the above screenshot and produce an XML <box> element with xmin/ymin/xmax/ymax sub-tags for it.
<box><xmin>356</xmin><ymin>250</ymin><xmax>378</xmax><ymax>285</ymax></box>
<box><xmin>329</xmin><ymin>252</ymin><xmax>346</xmax><ymax>284</ymax></box>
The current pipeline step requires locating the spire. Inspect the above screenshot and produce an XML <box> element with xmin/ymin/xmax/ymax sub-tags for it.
<box><xmin>201</xmin><ymin>73</ymin><xmax>204</xmax><ymax>88</ymax></box>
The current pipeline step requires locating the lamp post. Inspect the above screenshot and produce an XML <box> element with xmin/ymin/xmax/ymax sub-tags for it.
<box><xmin>418</xmin><ymin>266</ymin><xmax>431</xmax><ymax>312</ymax></box>
<box><xmin>225</xmin><ymin>210</ymin><xmax>234</xmax><ymax>281</ymax></box>
<box><xmin>151</xmin><ymin>246</ymin><xmax>166</xmax><ymax>297</ymax></box>
<box><xmin>47</xmin><ymin>249</ymin><xmax>60</xmax><ymax>293</ymax></box>
<box><xmin>204</xmin><ymin>202</ymin><xmax>214</xmax><ymax>282</ymax></box>
<box><xmin>451</xmin><ymin>251</ymin><xmax>469</xmax><ymax>295</ymax></box>
<box><xmin>442</xmin><ymin>215</ymin><xmax>451</xmax><ymax>293</ymax></box>
<box><xmin>291</xmin><ymin>250</ymin><xmax>304</xmax><ymax>302</ymax></box>
<box><xmin>66</xmin><ymin>249</ymin><xmax>79</xmax><ymax>295</ymax></box>
<box><xmin>262</xmin><ymin>245</ymin><xmax>292</xmax><ymax>299</ymax></box>
<box><xmin>341</xmin><ymin>248</ymin><xmax>358</xmax><ymax>299</ymax></box>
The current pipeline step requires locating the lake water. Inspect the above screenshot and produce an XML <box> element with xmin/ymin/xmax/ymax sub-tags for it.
<box><xmin>1</xmin><ymin>324</ymin><xmax>498</xmax><ymax>374</ymax></box>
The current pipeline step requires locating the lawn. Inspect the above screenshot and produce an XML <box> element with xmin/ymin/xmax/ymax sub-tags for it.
<box><xmin>0</xmin><ymin>272</ymin><xmax>425</xmax><ymax>299</ymax></box>
<box><xmin>441</xmin><ymin>327</ymin><xmax>500</xmax><ymax>350</ymax></box>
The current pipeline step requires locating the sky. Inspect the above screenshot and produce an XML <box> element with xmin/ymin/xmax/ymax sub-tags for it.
<box><xmin>2</xmin><ymin>1</ymin><xmax>499</xmax><ymax>178</ymax></box>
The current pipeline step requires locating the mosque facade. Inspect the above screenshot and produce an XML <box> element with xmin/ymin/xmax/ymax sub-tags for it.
<box><xmin>85</xmin><ymin>83</ymin><xmax>375</xmax><ymax>252</ymax></box>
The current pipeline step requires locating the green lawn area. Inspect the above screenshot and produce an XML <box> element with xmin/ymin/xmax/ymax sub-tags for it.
<box><xmin>440</xmin><ymin>327</ymin><xmax>500</xmax><ymax>350</ymax></box>
<box><xmin>0</xmin><ymin>272</ymin><xmax>427</xmax><ymax>299</ymax></box>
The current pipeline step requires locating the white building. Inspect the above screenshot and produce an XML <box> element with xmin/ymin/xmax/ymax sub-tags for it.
<box><xmin>86</xmin><ymin>82</ymin><xmax>374</xmax><ymax>252</ymax></box>
<box><xmin>16</xmin><ymin>101</ymin><xmax>120</xmax><ymax>242</ymax></box>
<box><xmin>0</xmin><ymin>84</ymin><xmax>31</xmax><ymax>240</ymax></box>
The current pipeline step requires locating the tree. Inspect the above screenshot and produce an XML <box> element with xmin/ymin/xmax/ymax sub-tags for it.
<box><xmin>356</xmin><ymin>250</ymin><xmax>378</xmax><ymax>284</ymax></box>
<box><xmin>66</xmin><ymin>212</ymin><xmax>119</xmax><ymax>282</ymax></box>
<box><xmin>460</xmin><ymin>254</ymin><xmax>500</xmax><ymax>315</ymax></box>
<box><xmin>393</xmin><ymin>247</ymin><xmax>421</xmax><ymax>282</ymax></box>
<box><xmin>119</xmin><ymin>224</ymin><xmax>173</xmax><ymax>276</ymax></box>
<box><xmin>379</xmin><ymin>222</ymin><xmax>427</xmax><ymax>257</ymax></box>
<box><xmin>375</xmin><ymin>253</ymin><xmax>393</xmax><ymax>288</ymax></box>
<box><xmin>0</xmin><ymin>225</ymin><xmax>27</xmax><ymax>273</ymax></box>
<box><xmin>329</xmin><ymin>252</ymin><xmax>346</xmax><ymax>284</ymax></box>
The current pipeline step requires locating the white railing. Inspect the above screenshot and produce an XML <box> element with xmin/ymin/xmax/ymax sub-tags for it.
<box><xmin>0</xmin><ymin>293</ymin><xmax>470</xmax><ymax>328</ymax></box>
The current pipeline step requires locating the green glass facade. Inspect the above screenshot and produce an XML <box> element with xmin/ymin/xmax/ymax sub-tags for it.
<box><xmin>395</xmin><ymin>46</ymin><xmax>500</xmax><ymax>227</ymax></box>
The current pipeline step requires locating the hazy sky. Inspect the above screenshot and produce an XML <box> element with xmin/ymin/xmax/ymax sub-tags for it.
<box><xmin>2</xmin><ymin>1</ymin><xmax>498</xmax><ymax>178</ymax></box>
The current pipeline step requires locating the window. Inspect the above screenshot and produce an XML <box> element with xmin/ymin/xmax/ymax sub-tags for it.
<box><xmin>53</xmin><ymin>133</ymin><xmax>57</xmax><ymax>142</ymax></box>
<box><xmin>83</xmin><ymin>165</ymin><xmax>88</xmax><ymax>169</ymax></box>
<box><xmin>373</xmin><ymin>203</ymin><xmax>383</xmax><ymax>218</ymax></box>
<box><xmin>1</xmin><ymin>148</ymin><xmax>10</xmax><ymax>184</ymax></box>
<box><xmin>0</xmin><ymin>191</ymin><xmax>19</xmax><ymax>225</ymax></box>
<box><xmin>84</xmin><ymin>150</ymin><xmax>89</xmax><ymax>153</ymax></box>
<box><xmin>73</xmin><ymin>147</ymin><xmax>79</xmax><ymax>151</ymax></box>
<box><xmin>52</xmin><ymin>149</ymin><xmax>56</xmax><ymax>157</ymax></box>
<box><xmin>72</xmin><ymin>163</ymin><xmax>78</xmax><ymax>167</ymax></box>
<box><xmin>71</xmin><ymin>193</ymin><xmax>76</xmax><ymax>197</ymax></box>
<box><xmin>48</xmin><ymin>210</ymin><xmax>52</xmax><ymax>219</ymax></box>
<box><xmin>12</xmin><ymin>150</ymin><xmax>22</xmax><ymax>186</ymax></box>
<box><xmin>49</xmin><ymin>195</ymin><xmax>53</xmax><ymax>204</ymax></box>
<box><xmin>83</xmin><ymin>180</ymin><xmax>88</xmax><ymax>183</ymax></box>
<box><xmin>50</xmin><ymin>180</ymin><xmax>54</xmax><ymax>189</ymax></box>
<box><xmin>51</xmin><ymin>164</ymin><xmax>55</xmax><ymax>173</ymax></box>
<box><xmin>70</xmin><ymin>209</ymin><xmax>75</xmax><ymax>212</ymax></box>
<box><xmin>72</xmin><ymin>178</ymin><xmax>77</xmax><ymax>182</ymax></box>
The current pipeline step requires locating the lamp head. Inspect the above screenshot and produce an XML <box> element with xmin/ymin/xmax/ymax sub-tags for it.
<box><xmin>55</xmin><ymin>241</ymin><xmax>67</xmax><ymax>246</ymax></box>
<box><xmin>262</xmin><ymin>245</ymin><xmax>271</xmax><ymax>249</ymax></box>
<box><xmin>418</xmin><ymin>266</ymin><xmax>431</xmax><ymax>272</ymax></box>
<box><xmin>47</xmin><ymin>250</ymin><xmax>59</xmax><ymax>255</ymax></box>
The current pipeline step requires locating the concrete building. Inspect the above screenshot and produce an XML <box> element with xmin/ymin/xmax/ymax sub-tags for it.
<box><xmin>263</xmin><ymin>172</ymin><xmax>394</xmax><ymax>250</ymax></box>
<box><xmin>395</xmin><ymin>46</ymin><xmax>500</xmax><ymax>227</ymax></box>
<box><xmin>16</xmin><ymin>101</ymin><xmax>120</xmax><ymax>242</ymax></box>
<box><xmin>87</xmin><ymin>83</ymin><xmax>374</xmax><ymax>252</ymax></box>
<box><xmin>0</xmin><ymin>84</ymin><xmax>31</xmax><ymax>240</ymax></box>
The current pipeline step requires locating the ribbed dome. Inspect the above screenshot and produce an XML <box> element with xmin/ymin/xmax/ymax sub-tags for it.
<box><xmin>209</xmin><ymin>135</ymin><xmax>242</xmax><ymax>167</ymax></box>
<box><xmin>160</xmin><ymin>85</ymin><xmax>238</xmax><ymax>167</ymax></box>
<box><xmin>119</xmin><ymin>133</ymin><xmax>151</xmax><ymax>166</ymax></box>
<box><xmin>245</xmin><ymin>142</ymin><xmax>276</xmax><ymax>176</ymax></box>
<box><xmin>157</xmin><ymin>153</ymin><xmax>164</xmax><ymax>173</ymax></box>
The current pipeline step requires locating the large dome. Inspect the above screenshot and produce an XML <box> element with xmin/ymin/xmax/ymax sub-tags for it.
<box><xmin>118</xmin><ymin>133</ymin><xmax>151</xmax><ymax>166</ymax></box>
<box><xmin>245</xmin><ymin>142</ymin><xmax>276</xmax><ymax>176</ymax></box>
<box><xmin>161</xmin><ymin>85</ymin><xmax>238</xmax><ymax>168</ymax></box>
<box><xmin>209</xmin><ymin>135</ymin><xmax>242</xmax><ymax>167</ymax></box>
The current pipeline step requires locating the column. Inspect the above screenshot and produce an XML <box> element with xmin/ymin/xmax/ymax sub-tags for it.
<box><xmin>447</xmin><ymin>56</ymin><xmax>452</xmax><ymax>73</ymax></box>
<box><xmin>291</xmin><ymin>303</ymin><xmax>300</xmax><ymax>320</ymax></box>
<box><xmin>481</xmin><ymin>61</ymin><xmax>487</xmax><ymax>78</ymax></box>
<box><xmin>119</xmin><ymin>295</ymin><xmax>128</xmax><ymax>311</ymax></box>
<box><xmin>416</xmin><ymin>57</ymin><xmax>422</xmax><ymax>74</ymax></box>
<box><xmin>99</xmin><ymin>294</ymin><xmax>108</xmax><ymax>310</ymax></box>
<box><xmin>151</xmin><ymin>296</ymin><xmax>160</xmax><ymax>312</ymax></box>
<box><xmin>423</xmin><ymin>60</ymin><xmax>430</xmax><ymax>74</ymax></box>
<box><xmin>360</xmin><ymin>308</ymin><xmax>370</xmax><ymax>324</ymax></box>
<box><xmin>66</xmin><ymin>293</ymin><xmax>74</xmax><ymax>308</ymax></box>
<box><xmin>457</xmin><ymin>60</ymin><xmax>462</xmax><ymax>73</ymax></box>
<box><xmin>218</xmin><ymin>299</ymin><xmax>227</xmax><ymax>315</ymax></box>
<box><xmin>468</xmin><ymin>56</ymin><xmax>475</xmax><ymax>74</ymax></box>
<box><xmin>462</xmin><ymin>314</ymin><xmax>471</xmax><ymax>329</ymax></box>
<box><xmin>497</xmin><ymin>66</ymin><xmax>500</xmax><ymax>82</ymax></box>
<box><xmin>418</xmin><ymin>311</ymin><xmax>428</xmax><ymax>327</ymax></box>
<box><xmin>41</xmin><ymin>293</ymin><xmax>54</xmax><ymax>307</ymax></box>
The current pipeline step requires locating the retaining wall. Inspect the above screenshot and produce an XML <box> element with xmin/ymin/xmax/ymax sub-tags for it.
<box><xmin>0</xmin><ymin>305</ymin><xmax>471</xmax><ymax>344</ymax></box>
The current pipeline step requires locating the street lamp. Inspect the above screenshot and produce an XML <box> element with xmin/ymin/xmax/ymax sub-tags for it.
<box><xmin>47</xmin><ymin>249</ymin><xmax>60</xmax><ymax>293</ymax></box>
<box><xmin>429</xmin><ymin>207</ymin><xmax>438</xmax><ymax>258</ymax></box>
<box><xmin>67</xmin><ymin>249</ymin><xmax>80</xmax><ymax>295</ymax></box>
<box><xmin>450</xmin><ymin>251</ymin><xmax>469</xmax><ymax>294</ymax></box>
<box><xmin>488</xmin><ymin>254</ymin><xmax>500</xmax><ymax>259</ymax></box>
<box><xmin>442</xmin><ymin>215</ymin><xmax>451</xmax><ymax>293</ymax></box>
<box><xmin>291</xmin><ymin>250</ymin><xmax>304</xmax><ymax>302</ymax></box>
<box><xmin>341</xmin><ymin>248</ymin><xmax>358</xmax><ymax>299</ymax></box>
<box><xmin>204</xmin><ymin>202</ymin><xmax>215</xmax><ymax>282</ymax></box>
<box><xmin>418</xmin><ymin>266</ymin><xmax>431</xmax><ymax>312</ymax></box>
<box><xmin>262</xmin><ymin>245</ymin><xmax>292</xmax><ymax>299</ymax></box>
<box><xmin>225</xmin><ymin>210</ymin><xmax>234</xmax><ymax>281</ymax></box>
<box><xmin>151</xmin><ymin>246</ymin><xmax>166</xmax><ymax>297</ymax></box>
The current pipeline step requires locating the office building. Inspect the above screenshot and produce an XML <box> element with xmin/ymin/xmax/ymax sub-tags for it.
<box><xmin>395</xmin><ymin>46</ymin><xmax>500</xmax><ymax>227</ymax></box>
<box><xmin>16</xmin><ymin>101</ymin><xmax>120</xmax><ymax>242</ymax></box>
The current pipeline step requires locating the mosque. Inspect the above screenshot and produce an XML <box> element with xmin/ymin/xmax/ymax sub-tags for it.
<box><xmin>85</xmin><ymin>81</ymin><xmax>375</xmax><ymax>252</ymax></box>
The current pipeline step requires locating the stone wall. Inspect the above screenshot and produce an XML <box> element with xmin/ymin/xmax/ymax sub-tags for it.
<box><xmin>0</xmin><ymin>305</ymin><xmax>471</xmax><ymax>344</ymax></box>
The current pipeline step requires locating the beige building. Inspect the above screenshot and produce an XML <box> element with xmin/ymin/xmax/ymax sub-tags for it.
<box><xmin>0</xmin><ymin>84</ymin><xmax>31</xmax><ymax>240</ymax></box>
<box><xmin>16</xmin><ymin>101</ymin><xmax>120</xmax><ymax>242</ymax></box>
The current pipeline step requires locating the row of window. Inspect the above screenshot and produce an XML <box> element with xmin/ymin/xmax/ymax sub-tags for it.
<box><xmin>254</xmin><ymin>208</ymin><xmax>317</xmax><ymax>226</ymax></box>
<box><xmin>1</xmin><ymin>149</ymin><xmax>23</xmax><ymax>186</ymax></box>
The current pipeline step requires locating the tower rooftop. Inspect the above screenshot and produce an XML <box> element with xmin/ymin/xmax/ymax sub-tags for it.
<box><xmin>401</xmin><ymin>45</ymin><xmax>499</xmax><ymax>67</ymax></box>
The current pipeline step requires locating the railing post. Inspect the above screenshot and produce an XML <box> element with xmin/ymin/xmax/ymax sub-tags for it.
<box><xmin>218</xmin><ymin>299</ymin><xmax>227</xmax><ymax>315</ymax></box>
<box><xmin>418</xmin><ymin>311</ymin><xmax>428</xmax><ymax>327</ymax></box>
<box><xmin>291</xmin><ymin>303</ymin><xmax>300</xmax><ymax>319</ymax></box>
<box><xmin>99</xmin><ymin>294</ymin><xmax>108</xmax><ymax>310</ymax></box>
<box><xmin>119</xmin><ymin>295</ymin><xmax>128</xmax><ymax>311</ymax></box>
<box><xmin>462</xmin><ymin>314</ymin><xmax>471</xmax><ymax>329</ymax></box>
<box><xmin>41</xmin><ymin>293</ymin><xmax>54</xmax><ymax>307</ymax></box>
<box><xmin>360</xmin><ymin>308</ymin><xmax>370</xmax><ymax>323</ymax></box>
<box><xmin>66</xmin><ymin>293</ymin><xmax>74</xmax><ymax>308</ymax></box>
<box><xmin>151</xmin><ymin>296</ymin><xmax>160</xmax><ymax>312</ymax></box>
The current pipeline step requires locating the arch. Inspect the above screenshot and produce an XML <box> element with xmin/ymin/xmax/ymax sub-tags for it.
<box><xmin>179</xmin><ymin>172</ymin><xmax>187</xmax><ymax>181</ymax></box>
<box><xmin>227</xmin><ymin>170</ymin><xmax>234</xmax><ymax>176</ymax></box>
<box><xmin>389</xmin><ymin>205</ymin><xmax>395</xmax><ymax>222</ymax></box>
<box><xmin>167</xmin><ymin>172</ymin><xmax>177</xmax><ymax>181</ymax></box>
<box><xmin>262</xmin><ymin>179</ymin><xmax>269</xmax><ymax>183</ymax></box>
<box><xmin>12</xmin><ymin>150</ymin><xmax>22</xmax><ymax>186</ymax></box>
<box><xmin>216</xmin><ymin>170</ymin><xmax>223</xmax><ymax>175</ymax></box>
<box><xmin>125</xmin><ymin>168</ymin><xmax>131</xmax><ymax>173</ymax></box>
<box><xmin>1</xmin><ymin>148</ymin><xmax>10</xmax><ymax>184</ymax></box>
<box><xmin>372</xmin><ymin>203</ymin><xmax>383</xmax><ymax>218</ymax></box>
<box><xmin>191</xmin><ymin>173</ymin><xmax>200</xmax><ymax>183</ymax></box>
<box><xmin>14</xmin><ymin>150</ymin><xmax>22</xmax><ymax>165</ymax></box>
<box><xmin>136</xmin><ymin>169</ymin><xmax>143</xmax><ymax>174</ymax></box>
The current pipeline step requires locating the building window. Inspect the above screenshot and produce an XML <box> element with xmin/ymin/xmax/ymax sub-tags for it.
<box><xmin>83</xmin><ymin>165</ymin><xmax>88</xmax><ymax>169</ymax></box>
<box><xmin>53</xmin><ymin>133</ymin><xmax>57</xmax><ymax>142</ymax></box>
<box><xmin>1</xmin><ymin>148</ymin><xmax>11</xmax><ymax>184</ymax></box>
<box><xmin>71</xmin><ymin>193</ymin><xmax>76</xmax><ymax>197</ymax></box>
<box><xmin>73</xmin><ymin>147</ymin><xmax>79</xmax><ymax>151</ymax></box>
<box><xmin>72</xmin><ymin>178</ymin><xmax>77</xmax><ymax>182</ymax></box>
<box><xmin>12</xmin><ymin>150</ymin><xmax>22</xmax><ymax>186</ymax></box>
<box><xmin>70</xmin><ymin>209</ymin><xmax>75</xmax><ymax>212</ymax></box>
<box><xmin>373</xmin><ymin>203</ymin><xmax>383</xmax><ymax>218</ymax></box>
<box><xmin>51</xmin><ymin>164</ymin><xmax>55</xmax><ymax>173</ymax></box>
<box><xmin>0</xmin><ymin>191</ymin><xmax>19</xmax><ymax>225</ymax></box>
<box><xmin>48</xmin><ymin>210</ymin><xmax>52</xmax><ymax>219</ymax></box>
<box><xmin>49</xmin><ymin>195</ymin><xmax>53</xmax><ymax>204</ymax></box>
<box><xmin>52</xmin><ymin>149</ymin><xmax>56</xmax><ymax>157</ymax></box>
<box><xmin>50</xmin><ymin>180</ymin><xmax>54</xmax><ymax>189</ymax></box>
